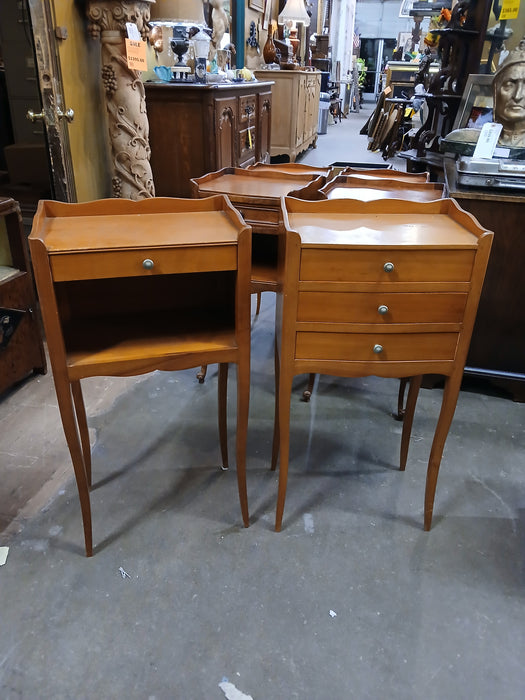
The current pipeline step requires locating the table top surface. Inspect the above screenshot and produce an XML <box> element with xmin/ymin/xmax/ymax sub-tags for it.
<box><xmin>286</xmin><ymin>212</ymin><xmax>481</xmax><ymax>248</ymax></box>
<box><xmin>195</xmin><ymin>172</ymin><xmax>319</xmax><ymax>199</ymax></box>
<box><xmin>39</xmin><ymin>212</ymin><xmax>242</xmax><ymax>253</ymax></box>
<box><xmin>323</xmin><ymin>186</ymin><xmax>443</xmax><ymax>202</ymax></box>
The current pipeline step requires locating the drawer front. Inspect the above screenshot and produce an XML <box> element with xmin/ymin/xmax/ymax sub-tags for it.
<box><xmin>239</xmin><ymin>94</ymin><xmax>256</xmax><ymax>126</ymax></box>
<box><xmin>238</xmin><ymin>126</ymin><xmax>256</xmax><ymax>164</ymax></box>
<box><xmin>296</xmin><ymin>331</ymin><xmax>458</xmax><ymax>362</ymax></box>
<box><xmin>297</xmin><ymin>291</ymin><xmax>468</xmax><ymax>324</ymax></box>
<box><xmin>300</xmin><ymin>249</ymin><xmax>475</xmax><ymax>283</ymax></box>
<box><xmin>235</xmin><ymin>204</ymin><xmax>280</xmax><ymax>227</ymax></box>
<box><xmin>50</xmin><ymin>245</ymin><xmax>238</xmax><ymax>281</ymax></box>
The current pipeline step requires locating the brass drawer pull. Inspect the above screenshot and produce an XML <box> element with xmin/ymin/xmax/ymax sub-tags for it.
<box><xmin>142</xmin><ymin>258</ymin><xmax>154</xmax><ymax>270</ymax></box>
<box><xmin>378</xmin><ymin>304</ymin><xmax>389</xmax><ymax>315</ymax></box>
<box><xmin>383</xmin><ymin>262</ymin><xmax>394</xmax><ymax>273</ymax></box>
<box><xmin>373</xmin><ymin>344</ymin><xmax>383</xmax><ymax>354</ymax></box>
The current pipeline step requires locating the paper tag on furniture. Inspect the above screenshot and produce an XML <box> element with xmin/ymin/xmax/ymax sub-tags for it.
<box><xmin>473</xmin><ymin>122</ymin><xmax>503</xmax><ymax>159</ymax></box>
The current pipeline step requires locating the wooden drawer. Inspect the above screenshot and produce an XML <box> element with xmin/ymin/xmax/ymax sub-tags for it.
<box><xmin>234</xmin><ymin>204</ymin><xmax>280</xmax><ymax>228</ymax></box>
<box><xmin>300</xmin><ymin>249</ymin><xmax>475</xmax><ymax>283</ymax></box>
<box><xmin>50</xmin><ymin>244</ymin><xmax>238</xmax><ymax>281</ymax></box>
<box><xmin>297</xmin><ymin>291</ymin><xmax>468</xmax><ymax>324</ymax></box>
<box><xmin>238</xmin><ymin>126</ymin><xmax>256</xmax><ymax>165</ymax></box>
<box><xmin>239</xmin><ymin>94</ymin><xmax>256</xmax><ymax>126</ymax></box>
<box><xmin>296</xmin><ymin>331</ymin><xmax>459</xmax><ymax>362</ymax></box>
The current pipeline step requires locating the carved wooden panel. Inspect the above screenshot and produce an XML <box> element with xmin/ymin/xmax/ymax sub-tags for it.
<box><xmin>215</xmin><ymin>96</ymin><xmax>237</xmax><ymax>171</ymax></box>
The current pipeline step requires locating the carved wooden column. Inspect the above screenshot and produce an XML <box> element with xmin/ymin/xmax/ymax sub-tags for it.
<box><xmin>86</xmin><ymin>0</ymin><xmax>155</xmax><ymax>199</ymax></box>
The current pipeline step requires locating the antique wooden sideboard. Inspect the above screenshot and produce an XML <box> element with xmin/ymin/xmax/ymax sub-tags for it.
<box><xmin>253</xmin><ymin>70</ymin><xmax>321</xmax><ymax>162</ymax></box>
<box><xmin>28</xmin><ymin>196</ymin><xmax>252</xmax><ymax>556</ymax></box>
<box><xmin>144</xmin><ymin>81</ymin><xmax>273</xmax><ymax>197</ymax></box>
<box><xmin>444</xmin><ymin>158</ymin><xmax>525</xmax><ymax>400</ymax></box>
<box><xmin>273</xmin><ymin>197</ymin><xmax>493</xmax><ymax>532</ymax></box>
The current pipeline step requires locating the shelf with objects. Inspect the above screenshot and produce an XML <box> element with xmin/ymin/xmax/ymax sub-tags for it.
<box><xmin>437</xmin><ymin>38</ymin><xmax>525</xmax><ymax>401</ymax></box>
<box><xmin>399</xmin><ymin>0</ymin><xmax>492</xmax><ymax>177</ymax></box>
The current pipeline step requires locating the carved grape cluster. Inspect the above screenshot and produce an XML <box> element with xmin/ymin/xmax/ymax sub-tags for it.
<box><xmin>112</xmin><ymin>177</ymin><xmax>122</xmax><ymax>198</ymax></box>
<box><xmin>102</xmin><ymin>65</ymin><xmax>117</xmax><ymax>96</ymax></box>
<box><xmin>87</xmin><ymin>23</ymin><xmax>100</xmax><ymax>40</ymax></box>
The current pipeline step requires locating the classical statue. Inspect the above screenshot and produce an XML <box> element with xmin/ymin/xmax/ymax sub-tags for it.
<box><xmin>493</xmin><ymin>38</ymin><xmax>525</xmax><ymax>147</ymax></box>
<box><xmin>208</xmin><ymin>0</ymin><xmax>229</xmax><ymax>60</ymax></box>
<box><xmin>442</xmin><ymin>38</ymin><xmax>525</xmax><ymax>156</ymax></box>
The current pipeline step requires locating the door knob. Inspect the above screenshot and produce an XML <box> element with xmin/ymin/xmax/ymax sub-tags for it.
<box><xmin>26</xmin><ymin>110</ymin><xmax>45</xmax><ymax>122</ymax></box>
<box><xmin>57</xmin><ymin>108</ymin><xmax>74</xmax><ymax>122</ymax></box>
<box><xmin>27</xmin><ymin>108</ymin><xmax>74</xmax><ymax>124</ymax></box>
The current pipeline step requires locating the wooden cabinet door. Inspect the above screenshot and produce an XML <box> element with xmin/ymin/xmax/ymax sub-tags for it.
<box><xmin>238</xmin><ymin>93</ymin><xmax>257</xmax><ymax>167</ymax></box>
<box><xmin>305</xmin><ymin>74</ymin><xmax>320</xmax><ymax>141</ymax></box>
<box><xmin>295</xmin><ymin>75</ymin><xmax>307</xmax><ymax>150</ymax></box>
<box><xmin>256</xmin><ymin>89</ymin><xmax>272</xmax><ymax>164</ymax></box>
<box><xmin>214</xmin><ymin>96</ymin><xmax>237</xmax><ymax>170</ymax></box>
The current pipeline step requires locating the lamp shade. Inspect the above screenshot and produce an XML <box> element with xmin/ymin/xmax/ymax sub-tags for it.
<box><xmin>278</xmin><ymin>0</ymin><xmax>310</xmax><ymax>26</ymax></box>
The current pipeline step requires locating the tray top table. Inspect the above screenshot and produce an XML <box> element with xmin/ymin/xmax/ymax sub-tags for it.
<box><xmin>273</xmin><ymin>196</ymin><xmax>492</xmax><ymax>532</ymax></box>
<box><xmin>317</xmin><ymin>175</ymin><xmax>444</xmax><ymax>201</ymax></box>
<box><xmin>29</xmin><ymin>196</ymin><xmax>252</xmax><ymax>556</ymax></box>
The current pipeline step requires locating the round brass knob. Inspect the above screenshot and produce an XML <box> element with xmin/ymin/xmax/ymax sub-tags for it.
<box><xmin>383</xmin><ymin>262</ymin><xmax>394</xmax><ymax>273</ymax></box>
<box><xmin>378</xmin><ymin>305</ymin><xmax>389</xmax><ymax>315</ymax></box>
<box><xmin>373</xmin><ymin>344</ymin><xmax>383</xmax><ymax>354</ymax></box>
<box><xmin>142</xmin><ymin>258</ymin><xmax>154</xmax><ymax>270</ymax></box>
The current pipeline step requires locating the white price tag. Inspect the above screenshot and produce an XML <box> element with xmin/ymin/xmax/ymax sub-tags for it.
<box><xmin>473</xmin><ymin>122</ymin><xmax>503</xmax><ymax>160</ymax></box>
<box><xmin>126</xmin><ymin>22</ymin><xmax>141</xmax><ymax>40</ymax></box>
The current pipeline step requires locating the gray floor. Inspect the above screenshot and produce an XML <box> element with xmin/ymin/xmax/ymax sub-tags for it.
<box><xmin>1</xmin><ymin>100</ymin><xmax>524</xmax><ymax>700</ymax></box>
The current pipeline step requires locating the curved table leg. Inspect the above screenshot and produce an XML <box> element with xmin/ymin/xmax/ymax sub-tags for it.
<box><xmin>394</xmin><ymin>377</ymin><xmax>409</xmax><ymax>421</ymax></box>
<box><xmin>235</xmin><ymin>357</ymin><xmax>250</xmax><ymax>528</ymax></box>
<box><xmin>424</xmin><ymin>373</ymin><xmax>462</xmax><ymax>531</ymax></box>
<box><xmin>275</xmin><ymin>366</ymin><xmax>294</xmax><ymax>532</ymax></box>
<box><xmin>71</xmin><ymin>380</ymin><xmax>91</xmax><ymax>487</ymax></box>
<box><xmin>218</xmin><ymin>363</ymin><xmax>228</xmax><ymax>471</ymax></box>
<box><xmin>302</xmin><ymin>373</ymin><xmax>316</xmax><ymax>402</ymax></box>
<box><xmin>271</xmin><ymin>339</ymin><xmax>280</xmax><ymax>472</ymax></box>
<box><xmin>400</xmin><ymin>376</ymin><xmax>422</xmax><ymax>470</ymax></box>
<box><xmin>56</xmin><ymin>380</ymin><xmax>93</xmax><ymax>556</ymax></box>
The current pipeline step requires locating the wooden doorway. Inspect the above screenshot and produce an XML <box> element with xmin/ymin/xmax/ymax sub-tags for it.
<box><xmin>0</xmin><ymin>0</ymin><xmax>75</xmax><ymax>220</ymax></box>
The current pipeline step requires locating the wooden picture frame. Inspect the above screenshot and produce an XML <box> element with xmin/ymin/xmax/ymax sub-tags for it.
<box><xmin>249</xmin><ymin>0</ymin><xmax>265</xmax><ymax>12</ymax></box>
<box><xmin>453</xmin><ymin>74</ymin><xmax>494</xmax><ymax>131</ymax></box>
<box><xmin>262</xmin><ymin>0</ymin><xmax>273</xmax><ymax>30</ymax></box>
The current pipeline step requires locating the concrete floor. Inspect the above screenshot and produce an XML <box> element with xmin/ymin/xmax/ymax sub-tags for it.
<box><xmin>1</xmin><ymin>99</ymin><xmax>525</xmax><ymax>699</ymax></box>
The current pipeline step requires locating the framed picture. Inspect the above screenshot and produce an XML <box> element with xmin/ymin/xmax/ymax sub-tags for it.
<box><xmin>249</xmin><ymin>0</ymin><xmax>265</xmax><ymax>12</ymax></box>
<box><xmin>453</xmin><ymin>74</ymin><xmax>494</xmax><ymax>130</ymax></box>
<box><xmin>262</xmin><ymin>0</ymin><xmax>273</xmax><ymax>30</ymax></box>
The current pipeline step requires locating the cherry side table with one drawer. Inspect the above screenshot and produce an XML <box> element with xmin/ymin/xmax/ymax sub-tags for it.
<box><xmin>29</xmin><ymin>196</ymin><xmax>252</xmax><ymax>556</ymax></box>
